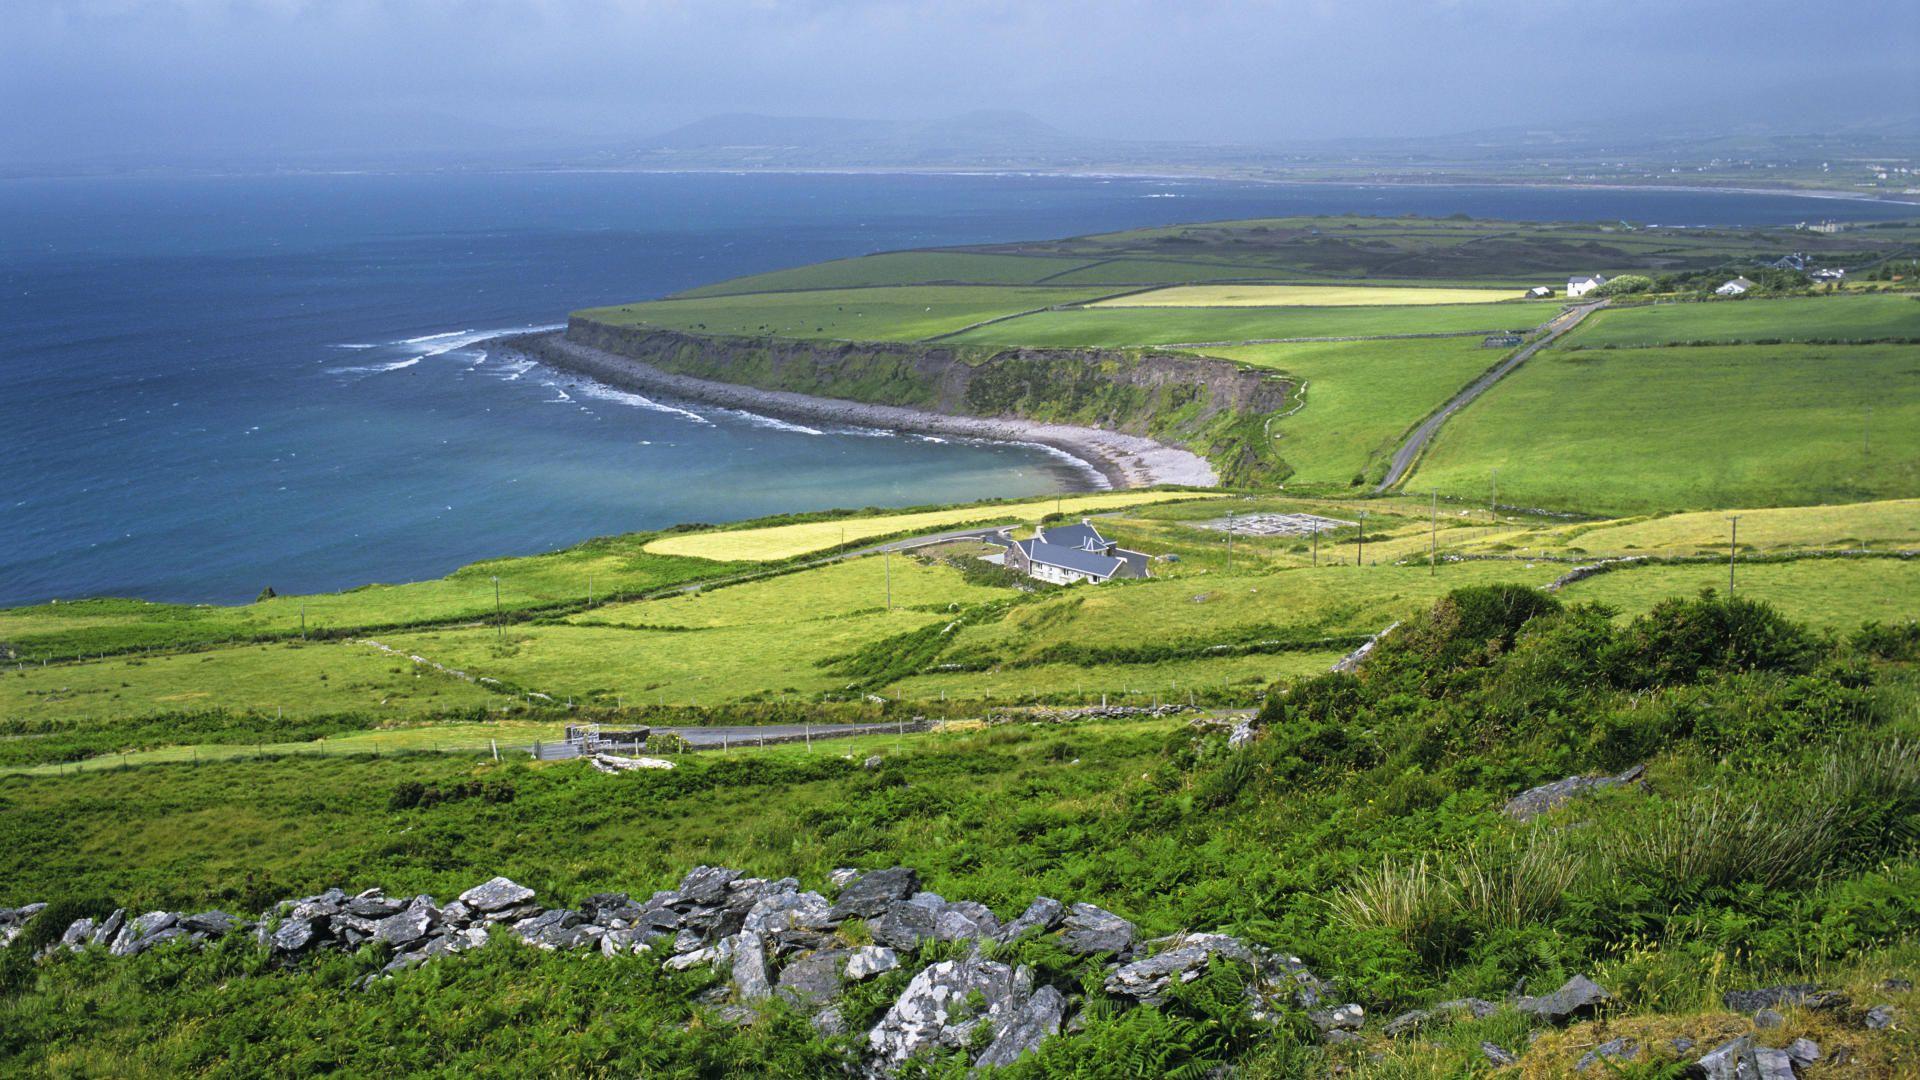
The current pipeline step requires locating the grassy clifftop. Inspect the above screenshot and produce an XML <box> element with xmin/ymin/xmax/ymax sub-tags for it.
<box><xmin>556</xmin><ymin>319</ymin><xmax>1295</xmax><ymax>486</ymax></box>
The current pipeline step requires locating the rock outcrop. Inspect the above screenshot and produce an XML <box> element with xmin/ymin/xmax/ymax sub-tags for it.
<box><xmin>8</xmin><ymin>865</ymin><xmax>1339</xmax><ymax>1075</ymax></box>
<box><xmin>1503</xmin><ymin>765</ymin><xmax>1645</xmax><ymax>821</ymax></box>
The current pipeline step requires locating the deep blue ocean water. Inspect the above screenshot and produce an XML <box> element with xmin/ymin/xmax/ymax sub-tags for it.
<box><xmin>3</xmin><ymin>171</ymin><xmax>1912</xmax><ymax>606</ymax></box>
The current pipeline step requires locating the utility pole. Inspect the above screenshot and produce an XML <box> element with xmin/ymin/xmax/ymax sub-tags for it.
<box><xmin>1226</xmin><ymin>510</ymin><xmax>1234</xmax><ymax>571</ymax></box>
<box><xmin>1865</xmin><ymin>405</ymin><xmax>1872</xmax><ymax>457</ymax></box>
<box><xmin>1727</xmin><ymin>515</ymin><xmax>1741</xmax><ymax>597</ymax></box>
<box><xmin>1358</xmin><ymin>511</ymin><xmax>1368</xmax><ymax>566</ymax></box>
<box><xmin>300</xmin><ymin>604</ymin><xmax>306</xmax><ymax>640</ymax></box>
<box><xmin>1312</xmin><ymin>521</ymin><xmax>1319</xmax><ymax>566</ymax></box>
<box><xmin>885</xmin><ymin>550</ymin><xmax>892</xmax><ymax>610</ymax></box>
<box><xmin>1430</xmin><ymin>491</ymin><xmax>1438</xmax><ymax>576</ymax></box>
<box><xmin>493</xmin><ymin>575</ymin><xmax>503</xmax><ymax>641</ymax></box>
<box><xmin>587</xmin><ymin>574</ymin><xmax>593</xmax><ymax>606</ymax></box>
<box><xmin>1490</xmin><ymin>468</ymin><xmax>1499</xmax><ymax>520</ymax></box>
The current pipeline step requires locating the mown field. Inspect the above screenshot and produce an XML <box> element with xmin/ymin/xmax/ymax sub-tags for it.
<box><xmin>1091</xmin><ymin>284</ymin><xmax>1532</xmax><ymax>307</ymax></box>
<box><xmin>1566</xmin><ymin>293</ymin><xmax>1920</xmax><ymax>347</ymax></box>
<box><xmin>944</xmin><ymin>303</ymin><xmax>1533</xmax><ymax>347</ymax></box>
<box><xmin>1412</xmin><ymin>343</ymin><xmax>1920</xmax><ymax>514</ymax></box>
<box><xmin>575</xmin><ymin>285</ymin><xmax>1114</xmax><ymax>341</ymax></box>
<box><xmin>1202</xmin><ymin>336</ymin><xmax>1504</xmax><ymax>488</ymax></box>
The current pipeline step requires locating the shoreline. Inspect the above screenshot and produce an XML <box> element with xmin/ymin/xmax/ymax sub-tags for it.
<box><xmin>529</xmin><ymin>166</ymin><xmax>1920</xmax><ymax>208</ymax></box>
<box><xmin>499</xmin><ymin>331</ymin><xmax>1218</xmax><ymax>490</ymax></box>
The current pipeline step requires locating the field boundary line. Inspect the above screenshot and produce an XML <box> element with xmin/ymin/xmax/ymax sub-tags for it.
<box><xmin>1374</xmin><ymin>300</ymin><xmax>1605</xmax><ymax>493</ymax></box>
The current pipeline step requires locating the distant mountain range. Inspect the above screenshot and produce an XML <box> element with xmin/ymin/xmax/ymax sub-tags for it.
<box><xmin>566</xmin><ymin>110</ymin><xmax>1920</xmax><ymax>189</ymax></box>
<box><xmin>579</xmin><ymin>109</ymin><xmax>1192</xmax><ymax>170</ymax></box>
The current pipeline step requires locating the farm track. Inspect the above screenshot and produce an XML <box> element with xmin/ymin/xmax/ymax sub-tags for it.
<box><xmin>1375</xmin><ymin>300</ymin><xmax>1606</xmax><ymax>493</ymax></box>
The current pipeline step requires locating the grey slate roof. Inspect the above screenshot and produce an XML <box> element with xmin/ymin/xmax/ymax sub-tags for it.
<box><xmin>1037</xmin><ymin>522</ymin><xmax>1109</xmax><ymax>551</ymax></box>
<box><xmin>1014</xmin><ymin>539</ymin><xmax>1125</xmax><ymax>580</ymax></box>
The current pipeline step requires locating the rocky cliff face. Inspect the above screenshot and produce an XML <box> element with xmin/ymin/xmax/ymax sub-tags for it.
<box><xmin>561</xmin><ymin>319</ymin><xmax>1292</xmax><ymax>482</ymax></box>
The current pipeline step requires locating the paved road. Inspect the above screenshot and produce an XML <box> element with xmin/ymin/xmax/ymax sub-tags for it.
<box><xmin>1374</xmin><ymin>301</ymin><xmax>1606</xmax><ymax>493</ymax></box>
<box><xmin>528</xmin><ymin>721</ymin><xmax>925</xmax><ymax>760</ymax></box>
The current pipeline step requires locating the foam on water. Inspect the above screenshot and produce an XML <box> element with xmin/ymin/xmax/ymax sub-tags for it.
<box><xmin>550</xmin><ymin>372</ymin><xmax>714</xmax><ymax>426</ymax></box>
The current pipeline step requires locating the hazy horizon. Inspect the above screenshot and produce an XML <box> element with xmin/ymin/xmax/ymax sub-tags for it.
<box><xmin>5</xmin><ymin>1</ymin><xmax>1917</xmax><ymax>171</ymax></box>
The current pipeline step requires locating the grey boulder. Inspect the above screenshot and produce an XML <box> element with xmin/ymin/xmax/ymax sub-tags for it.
<box><xmin>997</xmin><ymin>896</ymin><xmax>1065</xmax><ymax>942</ymax></box>
<box><xmin>270</xmin><ymin>917</ymin><xmax>324</xmax><ymax>954</ymax></box>
<box><xmin>731</xmin><ymin>931</ymin><xmax>774</xmax><ymax>1000</ymax></box>
<box><xmin>1722</xmin><ymin>984</ymin><xmax>1847</xmax><ymax>1014</ymax></box>
<box><xmin>1060</xmin><ymin>902</ymin><xmax>1135</xmax><ymax>957</ymax></box>
<box><xmin>867</xmin><ymin>950</ymin><xmax>1030</xmax><ymax>1068</ymax></box>
<box><xmin>1503</xmin><ymin>764</ymin><xmax>1644</xmax><ymax>821</ymax></box>
<box><xmin>1516</xmin><ymin>975</ymin><xmax>1610</xmax><ymax>1023</ymax></box>
<box><xmin>975</xmin><ymin>984</ymin><xmax>1066</xmax><ymax>1069</ymax></box>
<box><xmin>1308</xmin><ymin>1003</ymin><xmax>1365</xmax><ymax>1032</ymax></box>
<box><xmin>1575</xmin><ymin>1037</ymin><xmax>1636</xmax><ymax>1071</ymax></box>
<box><xmin>459</xmin><ymin>877</ymin><xmax>537</xmax><ymax>915</ymax></box>
<box><xmin>844</xmin><ymin>945</ymin><xmax>900</xmax><ymax>982</ymax></box>
<box><xmin>776</xmin><ymin>949</ymin><xmax>848</xmax><ymax>1004</ymax></box>
<box><xmin>830</xmin><ymin>867</ymin><xmax>920</xmax><ymax>921</ymax></box>
<box><xmin>1105</xmin><ymin>933</ymin><xmax>1255</xmax><ymax>1005</ymax></box>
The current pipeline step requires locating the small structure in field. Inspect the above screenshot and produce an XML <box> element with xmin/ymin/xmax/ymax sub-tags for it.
<box><xmin>1190</xmin><ymin>512</ymin><xmax>1357</xmax><ymax>537</ymax></box>
<box><xmin>1715</xmin><ymin>276</ymin><xmax>1757</xmax><ymax>296</ymax></box>
<box><xmin>1810</xmin><ymin>268</ymin><xmax>1846</xmax><ymax>283</ymax></box>
<box><xmin>1526</xmin><ymin>285</ymin><xmax>1554</xmax><ymax>298</ymax></box>
<box><xmin>1567</xmin><ymin>274</ymin><xmax>1608</xmax><ymax>298</ymax></box>
<box><xmin>999</xmin><ymin>520</ymin><xmax>1151</xmax><ymax>585</ymax></box>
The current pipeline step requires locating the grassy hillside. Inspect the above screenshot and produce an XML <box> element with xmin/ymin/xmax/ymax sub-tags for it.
<box><xmin>1203</xmin><ymin>337</ymin><xmax>1505</xmax><ymax>487</ymax></box>
<box><xmin>3</xmin><ymin>588</ymin><xmax>1916</xmax><ymax>1076</ymax></box>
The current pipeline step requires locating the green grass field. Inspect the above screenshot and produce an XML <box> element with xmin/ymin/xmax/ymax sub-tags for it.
<box><xmin>1412</xmin><ymin>343</ymin><xmax>1920</xmax><ymax>514</ymax></box>
<box><xmin>1092</xmin><ymin>284</ymin><xmax>1532</xmax><ymax>307</ymax></box>
<box><xmin>944</xmin><ymin>303</ymin><xmax>1538</xmax><ymax>347</ymax></box>
<box><xmin>670</xmin><ymin>251</ymin><xmax>1090</xmax><ymax>295</ymax></box>
<box><xmin>1557</xmin><ymin>556</ymin><xmax>1920</xmax><ymax>628</ymax></box>
<box><xmin>575</xmin><ymin>285</ymin><xmax>1113</xmax><ymax>341</ymax></box>
<box><xmin>1567</xmin><ymin>294</ymin><xmax>1920</xmax><ymax>347</ymax></box>
<box><xmin>1203</xmin><ymin>336</ymin><xmax>1506</xmax><ymax>487</ymax></box>
<box><xmin>0</xmin><ymin>641</ymin><xmax>497</xmax><ymax>725</ymax></box>
<box><xmin>1504</xmin><ymin>498</ymin><xmax>1920</xmax><ymax>557</ymax></box>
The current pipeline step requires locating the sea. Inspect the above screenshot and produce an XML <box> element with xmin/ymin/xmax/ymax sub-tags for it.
<box><xmin>3</xmin><ymin>171</ymin><xmax>1913</xmax><ymax>606</ymax></box>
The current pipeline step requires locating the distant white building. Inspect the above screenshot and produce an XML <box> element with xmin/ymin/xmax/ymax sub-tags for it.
<box><xmin>1715</xmin><ymin>276</ymin><xmax>1757</xmax><ymax>296</ymax></box>
<box><xmin>1526</xmin><ymin>285</ymin><xmax>1554</xmax><ymax>298</ymax></box>
<box><xmin>1810</xmin><ymin>268</ymin><xmax>1846</xmax><ymax>283</ymax></box>
<box><xmin>1567</xmin><ymin>274</ymin><xmax>1608</xmax><ymax>298</ymax></box>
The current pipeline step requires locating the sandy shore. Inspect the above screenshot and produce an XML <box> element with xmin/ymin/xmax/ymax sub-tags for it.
<box><xmin>501</xmin><ymin>332</ymin><xmax>1217</xmax><ymax>490</ymax></box>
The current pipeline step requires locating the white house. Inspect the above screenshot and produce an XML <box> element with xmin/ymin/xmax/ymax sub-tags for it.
<box><xmin>999</xmin><ymin>520</ymin><xmax>1150</xmax><ymax>586</ymax></box>
<box><xmin>1715</xmin><ymin>276</ymin><xmax>1757</xmax><ymax>296</ymax></box>
<box><xmin>1567</xmin><ymin>274</ymin><xmax>1608</xmax><ymax>298</ymax></box>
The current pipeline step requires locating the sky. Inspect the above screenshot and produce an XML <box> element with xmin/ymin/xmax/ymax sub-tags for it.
<box><xmin>4</xmin><ymin>0</ymin><xmax>1917</xmax><ymax>167</ymax></box>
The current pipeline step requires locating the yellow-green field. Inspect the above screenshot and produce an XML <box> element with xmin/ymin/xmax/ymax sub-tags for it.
<box><xmin>642</xmin><ymin>491</ymin><xmax>1221</xmax><ymax>562</ymax></box>
<box><xmin>2</xmin><ymin>640</ymin><xmax>497</xmax><ymax>723</ymax></box>
<box><xmin>1514</xmin><ymin>498</ymin><xmax>1920</xmax><ymax>557</ymax></box>
<box><xmin>1557</xmin><ymin>557</ymin><xmax>1920</xmax><ymax>628</ymax></box>
<box><xmin>1093</xmin><ymin>284</ymin><xmax>1534</xmax><ymax>307</ymax></box>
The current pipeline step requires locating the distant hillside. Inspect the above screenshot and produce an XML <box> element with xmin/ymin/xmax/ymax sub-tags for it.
<box><xmin>595</xmin><ymin>110</ymin><xmax>1192</xmax><ymax>169</ymax></box>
